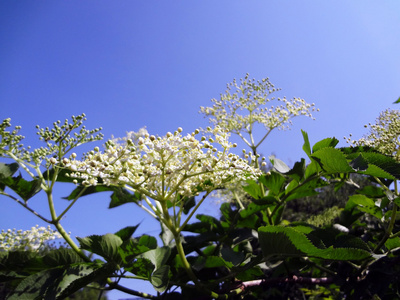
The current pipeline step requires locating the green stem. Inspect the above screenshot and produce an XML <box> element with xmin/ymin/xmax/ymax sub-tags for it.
<box><xmin>46</xmin><ymin>190</ymin><xmax>89</xmax><ymax>262</ymax></box>
<box><xmin>178</xmin><ymin>190</ymin><xmax>212</xmax><ymax>232</ymax></box>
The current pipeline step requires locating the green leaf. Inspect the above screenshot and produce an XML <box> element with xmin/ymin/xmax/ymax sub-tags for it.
<box><xmin>284</xmin><ymin>159</ymin><xmax>306</xmax><ymax>182</ymax></box>
<box><xmin>0</xmin><ymin>175</ymin><xmax>42</xmax><ymax>201</ymax></box>
<box><xmin>312</xmin><ymin>148</ymin><xmax>353</xmax><ymax>174</ymax></box>
<box><xmin>150</xmin><ymin>265</ymin><xmax>170</xmax><ymax>292</ymax></box>
<box><xmin>109</xmin><ymin>188</ymin><xmax>142</xmax><ymax>208</ymax></box>
<box><xmin>394</xmin><ymin>96</ymin><xmax>400</xmax><ymax>104</ymax></box>
<box><xmin>304</xmin><ymin>160</ymin><xmax>321</xmax><ymax>179</ymax></box>
<box><xmin>138</xmin><ymin>235</ymin><xmax>158</xmax><ymax>250</ymax></box>
<box><xmin>43</xmin><ymin>167</ymin><xmax>76</xmax><ymax>183</ymax></box>
<box><xmin>385</xmin><ymin>237</ymin><xmax>400</xmax><ymax>251</ymax></box>
<box><xmin>301</xmin><ymin>130</ymin><xmax>312</xmax><ymax>157</ymax></box>
<box><xmin>43</xmin><ymin>248</ymin><xmax>84</xmax><ymax>267</ymax></box>
<box><xmin>243</xmin><ymin>179</ymin><xmax>263</xmax><ymax>199</ymax></box>
<box><xmin>64</xmin><ymin>185</ymin><xmax>115</xmax><ymax>200</ymax></box>
<box><xmin>181</xmin><ymin>196</ymin><xmax>196</xmax><ymax>215</ymax></box>
<box><xmin>260</xmin><ymin>171</ymin><xmax>286</xmax><ymax>196</ymax></box>
<box><xmin>349</xmin><ymin>154</ymin><xmax>369</xmax><ymax>171</ymax></box>
<box><xmin>258</xmin><ymin>226</ymin><xmax>371</xmax><ymax>260</ymax></box>
<box><xmin>347</xmin><ymin>194</ymin><xmax>383</xmax><ymax>219</ymax></box>
<box><xmin>7</xmin><ymin>268</ymin><xmax>63</xmax><ymax>300</ymax></box>
<box><xmin>193</xmin><ymin>255</ymin><xmax>233</xmax><ymax>271</ymax></box>
<box><xmin>77</xmin><ymin>234</ymin><xmax>123</xmax><ymax>262</ymax></box>
<box><xmin>341</xmin><ymin>147</ymin><xmax>400</xmax><ymax>179</ymax></box>
<box><xmin>118</xmin><ymin>239</ymin><xmax>150</xmax><ymax>264</ymax></box>
<box><xmin>114</xmin><ymin>225</ymin><xmax>139</xmax><ymax>242</ymax></box>
<box><xmin>0</xmin><ymin>162</ymin><xmax>18</xmax><ymax>178</ymax></box>
<box><xmin>52</xmin><ymin>263</ymin><xmax>110</xmax><ymax>299</ymax></box>
<box><xmin>140</xmin><ymin>246</ymin><xmax>171</xmax><ymax>269</ymax></box>
<box><xmin>312</xmin><ymin>137</ymin><xmax>339</xmax><ymax>153</ymax></box>
<box><xmin>358</xmin><ymin>151</ymin><xmax>400</xmax><ymax>179</ymax></box>
<box><xmin>140</xmin><ymin>247</ymin><xmax>171</xmax><ymax>292</ymax></box>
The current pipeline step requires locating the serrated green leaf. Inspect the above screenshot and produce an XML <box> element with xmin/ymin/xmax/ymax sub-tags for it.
<box><xmin>138</xmin><ymin>235</ymin><xmax>158</xmax><ymax>250</ymax></box>
<box><xmin>258</xmin><ymin>226</ymin><xmax>370</xmax><ymax>260</ymax></box>
<box><xmin>312</xmin><ymin>137</ymin><xmax>339</xmax><ymax>153</ymax></box>
<box><xmin>77</xmin><ymin>234</ymin><xmax>123</xmax><ymax>262</ymax></box>
<box><xmin>43</xmin><ymin>248</ymin><xmax>84</xmax><ymax>267</ymax></box>
<box><xmin>114</xmin><ymin>225</ymin><xmax>139</xmax><ymax>242</ymax></box>
<box><xmin>312</xmin><ymin>148</ymin><xmax>353</xmax><ymax>173</ymax></box>
<box><xmin>7</xmin><ymin>268</ymin><xmax>63</xmax><ymax>300</ymax></box>
<box><xmin>118</xmin><ymin>239</ymin><xmax>150</xmax><ymax>264</ymax></box>
<box><xmin>349</xmin><ymin>154</ymin><xmax>369</xmax><ymax>171</ymax></box>
<box><xmin>358</xmin><ymin>152</ymin><xmax>400</xmax><ymax>179</ymax></box>
<box><xmin>52</xmin><ymin>263</ymin><xmax>109</xmax><ymax>299</ymax></box>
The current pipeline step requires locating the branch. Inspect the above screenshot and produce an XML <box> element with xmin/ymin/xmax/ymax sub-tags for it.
<box><xmin>0</xmin><ymin>191</ymin><xmax>52</xmax><ymax>223</ymax></box>
<box><xmin>107</xmin><ymin>280</ymin><xmax>158</xmax><ymax>299</ymax></box>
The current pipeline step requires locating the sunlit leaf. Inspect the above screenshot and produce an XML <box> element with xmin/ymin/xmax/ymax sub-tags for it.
<box><xmin>259</xmin><ymin>226</ymin><xmax>371</xmax><ymax>260</ymax></box>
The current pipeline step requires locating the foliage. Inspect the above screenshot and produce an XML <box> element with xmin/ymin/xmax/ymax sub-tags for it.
<box><xmin>1</xmin><ymin>76</ymin><xmax>400</xmax><ymax>299</ymax></box>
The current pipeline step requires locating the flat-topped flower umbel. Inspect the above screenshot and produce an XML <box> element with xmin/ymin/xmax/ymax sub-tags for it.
<box><xmin>64</xmin><ymin>126</ymin><xmax>262</xmax><ymax>202</ymax></box>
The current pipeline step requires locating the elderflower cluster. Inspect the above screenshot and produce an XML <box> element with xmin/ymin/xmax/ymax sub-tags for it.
<box><xmin>0</xmin><ymin>225</ymin><xmax>62</xmax><ymax>252</ymax></box>
<box><xmin>200</xmin><ymin>74</ymin><xmax>318</xmax><ymax>134</ymax></box>
<box><xmin>345</xmin><ymin>109</ymin><xmax>400</xmax><ymax>161</ymax></box>
<box><xmin>62</xmin><ymin>126</ymin><xmax>262</xmax><ymax>201</ymax></box>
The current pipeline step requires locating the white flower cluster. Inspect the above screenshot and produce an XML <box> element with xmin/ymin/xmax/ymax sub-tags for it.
<box><xmin>63</xmin><ymin>126</ymin><xmax>262</xmax><ymax>201</ymax></box>
<box><xmin>346</xmin><ymin>109</ymin><xmax>400</xmax><ymax>161</ymax></box>
<box><xmin>0</xmin><ymin>225</ymin><xmax>62</xmax><ymax>252</ymax></box>
<box><xmin>200</xmin><ymin>74</ymin><xmax>318</xmax><ymax>134</ymax></box>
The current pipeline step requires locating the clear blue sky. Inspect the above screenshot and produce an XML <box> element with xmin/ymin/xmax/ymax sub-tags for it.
<box><xmin>1</xmin><ymin>2</ymin><xmax>400</xmax><ymax>299</ymax></box>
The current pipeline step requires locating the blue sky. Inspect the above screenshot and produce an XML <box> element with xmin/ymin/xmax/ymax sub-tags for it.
<box><xmin>1</xmin><ymin>1</ymin><xmax>400</xmax><ymax>299</ymax></box>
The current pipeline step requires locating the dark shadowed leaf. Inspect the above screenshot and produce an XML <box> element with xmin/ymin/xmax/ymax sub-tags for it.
<box><xmin>43</xmin><ymin>248</ymin><xmax>85</xmax><ymax>267</ymax></box>
<box><xmin>7</xmin><ymin>268</ymin><xmax>63</xmax><ymax>300</ymax></box>
<box><xmin>114</xmin><ymin>225</ymin><xmax>140</xmax><ymax>242</ymax></box>
<box><xmin>0</xmin><ymin>175</ymin><xmax>42</xmax><ymax>201</ymax></box>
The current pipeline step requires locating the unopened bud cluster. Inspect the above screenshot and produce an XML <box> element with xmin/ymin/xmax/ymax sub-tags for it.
<box><xmin>199</xmin><ymin>74</ymin><xmax>318</xmax><ymax>134</ymax></box>
<box><xmin>0</xmin><ymin>225</ymin><xmax>62</xmax><ymax>252</ymax></box>
<box><xmin>0</xmin><ymin>118</ymin><xmax>25</xmax><ymax>158</ymax></box>
<box><xmin>63</xmin><ymin>126</ymin><xmax>262</xmax><ymax>200</ymax></box>
<box><xmin>0</xmin><ymin>114</ymin><xmax>103</xmax><ymax>167</ymax></box>
<box><xmin>345</xmin><ymin>109</ymin><xmax>400</xmax><ymax>161</ymax></box>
